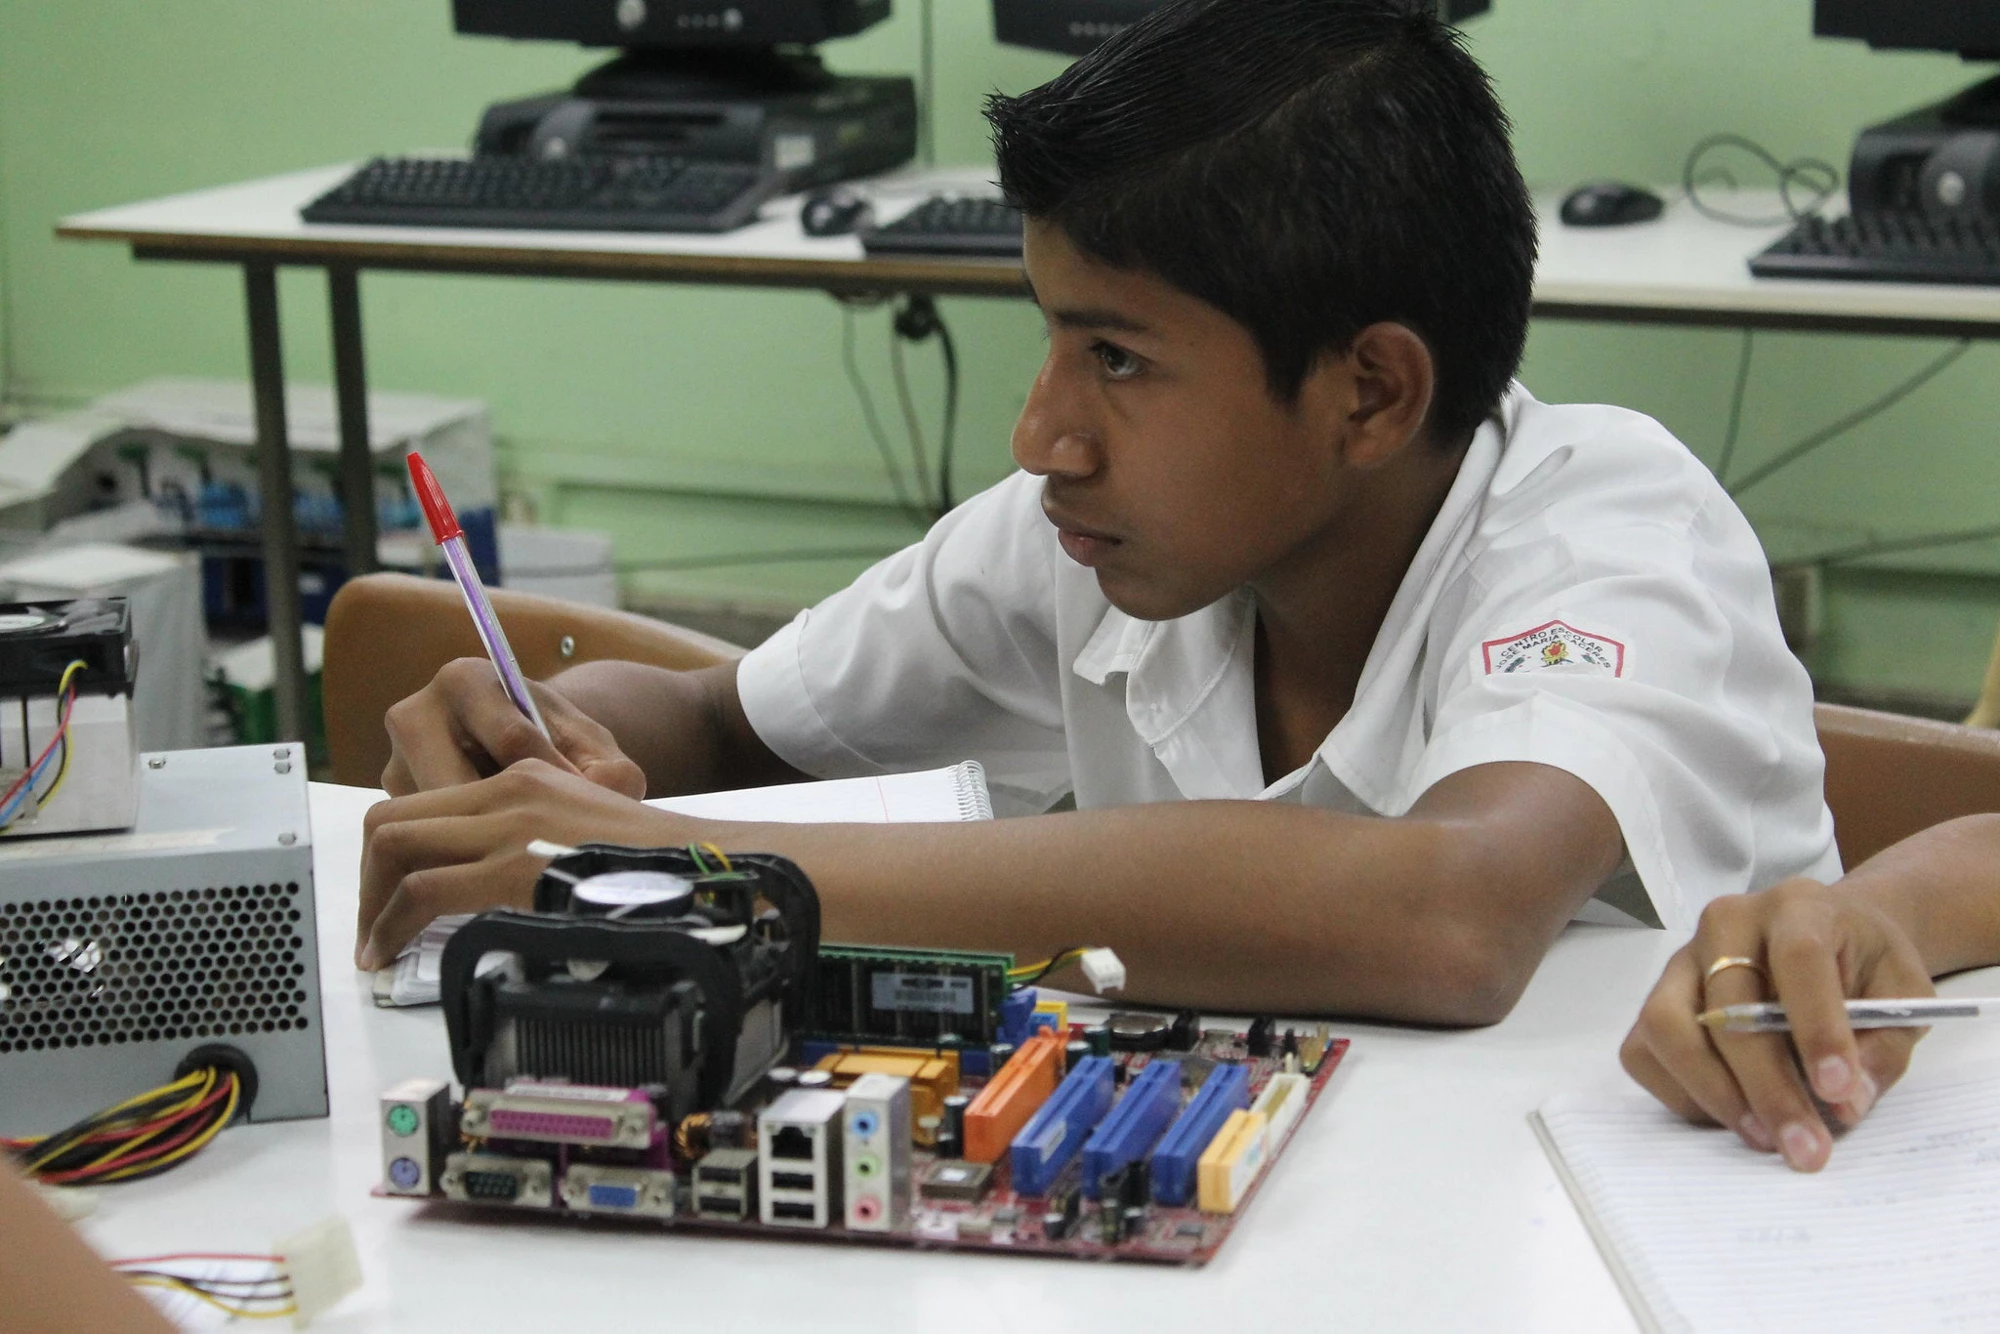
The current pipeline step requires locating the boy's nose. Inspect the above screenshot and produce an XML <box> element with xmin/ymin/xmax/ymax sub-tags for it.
<box><xmin>1011</xmin><ymin>361</ymin><xmax>1102</xmax><ymax>479</ymax></box>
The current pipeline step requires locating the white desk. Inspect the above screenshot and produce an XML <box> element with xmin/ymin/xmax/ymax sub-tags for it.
<box><xmin>57</xmin><ymin>171</ymin><xmax>2000</xmax><ymax>743</ymax></box>
<box><xmin>64</xmin><ymin>782</ymin><xmax>2000</xmax><ymax>1332</ymax></box>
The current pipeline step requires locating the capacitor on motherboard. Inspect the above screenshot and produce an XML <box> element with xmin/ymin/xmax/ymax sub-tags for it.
<box><xmin>940</xmin><ymin>1093</ymin><xmax>970</xmax><ymax>1156</ymax></box>
<box><xmin>989</xmin><ymin>1042</ymin><xmax>1016</xmax><ymax>1069</ymax></box>
<box><xmin>1084</xmin><ymin>1024</ymin><xmax>1112</xmax><ymax>1057</ymax></box>
<box><xmin>709</xmin><ymin>1109</ymin><xmax>751</xmax><ymax>1150</ymax></box>
<box><xmin>766</xmin><ymin>1066</ymin><xmax>799</xmax><ymax>1091</ymax></box>
<box><xmin>797</xmin><ymin>1069</ymin><xmax>834</xmax><ymax>1090</ymax></box>
<box><xmin>1065</xmin><ymin>1039</ymin><xmax>1091</xmax><ymax>1073</ymax></box>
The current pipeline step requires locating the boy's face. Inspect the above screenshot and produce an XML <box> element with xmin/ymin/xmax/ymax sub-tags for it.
<box><xmin>1013</xmin><ymin>220</ymin><xmax>1360</xmax><ymax>622</ymax></box>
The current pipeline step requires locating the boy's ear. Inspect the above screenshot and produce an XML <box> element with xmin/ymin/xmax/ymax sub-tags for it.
<box><xmin>1318</xmin><ymin>322</ymin><xmax>1437</xmax><ymax>469</ymax></box>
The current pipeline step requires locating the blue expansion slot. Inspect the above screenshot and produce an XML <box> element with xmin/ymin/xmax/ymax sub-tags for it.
<box><xmin>998</xmin><ymin>988</ymin><xmax>1039</xmax><ymax>1047</ymax></box>
<box><xmin>1009</xmin><ymin>1055</ymin><xmax>1115</xmax><ymax>1197</ymax></box>
<box><xmin>1080</xmin><ymin>1059</ymin><xmax>1182</xmax><ymax>1199</ymax></box>
<box><xmin>1148</xmin><ymin>1063</ymin><xmax>1251</xmax><ymax>1207</ymax></box>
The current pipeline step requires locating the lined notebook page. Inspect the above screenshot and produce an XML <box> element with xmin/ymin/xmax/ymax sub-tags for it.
<box><xmin>1534</xmin><ymin>1063</ymin><xmax>2000</xmax><ymax>1334</ymax></box>
<box><xmin>374</xmin><ymin>762</ymin><xmax>993</xmax><ymax>1006</ymax></box>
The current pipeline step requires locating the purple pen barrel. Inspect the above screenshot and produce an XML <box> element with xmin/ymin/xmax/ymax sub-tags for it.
<box><xmin>441</xmin><ymin>534</ymin><xmax>551</xmax><ymax>739</ymax></box>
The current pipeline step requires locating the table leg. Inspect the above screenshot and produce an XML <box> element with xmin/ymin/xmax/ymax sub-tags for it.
<box><xmin>327</xmin><ymin>266</ymin><xmax>379</xmax><ymax>578</ymax></box>
<box><xmin>243</xmin><ymin>262</ymin><xmax>308</xmax><ymax>745</ymax></box>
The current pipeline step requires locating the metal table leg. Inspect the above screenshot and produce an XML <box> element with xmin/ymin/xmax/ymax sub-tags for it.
<box><xmin>243</xmin><ymin>262</ymin><xmax>307</xmax><ymax>744</ymax></box>
<box><xmin>328</xmin><ymin>266</ymin><xmax>379</xmax><ymax>578</ymax></box>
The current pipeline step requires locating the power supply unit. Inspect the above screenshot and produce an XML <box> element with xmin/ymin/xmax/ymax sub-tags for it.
<box><xmin>0</xmin><ymin>744</ymin><xmax>327</xmax><ymax>1135</ymax></box>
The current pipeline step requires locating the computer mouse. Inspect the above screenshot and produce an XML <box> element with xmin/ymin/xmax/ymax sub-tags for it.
<box><xmin>1559</xmin><ymin>181</ymin><xmax>1664</xmax><ymax>228</ymax></box>
<box><xmin>800</xmin><ymin>187</ymin><xmax>874</xmax><ymax>237</ymax></box>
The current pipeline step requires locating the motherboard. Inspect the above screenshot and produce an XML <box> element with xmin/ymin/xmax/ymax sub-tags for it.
<box><xmin>377</xmin><ymin>843</ymin><xmax>1348</xmax><ymax>1266</ymax></box>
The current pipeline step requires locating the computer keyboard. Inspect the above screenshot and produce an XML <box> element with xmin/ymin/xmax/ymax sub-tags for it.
<box><xmin>1751</xmin><ymin>210</ymin><xmax>2000</xmax><ymax>284</ymax></box>
<box><xmin>861</xmin><ymin>195</ymin><xmax>1024</xmax><ymax>258</ymax></box>
<box><xmin>300</xmin><ymin>155</ymin><xmax>782</xmax><ymax>233</ymax></box>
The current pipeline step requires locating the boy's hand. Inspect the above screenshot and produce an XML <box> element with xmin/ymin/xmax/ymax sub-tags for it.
<box><xmin>1619</xmin><ymin>878</ymin><xmax>1933</xmax><ymax>1172</ymax></box>
<box><xmin>380</xmin><ymin>657</ymin><xmax>647</xmax><ymax>800</ymax></box>
<box><xmin>356</xmin><ymin>758</ymin><xmax>687</xmax><ymax>970</ymax></box>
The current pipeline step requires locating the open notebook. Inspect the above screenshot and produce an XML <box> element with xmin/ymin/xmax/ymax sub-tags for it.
<box><xmin>372</xmin><ymin>761</ymin><xmax>992</xmax><ymax>1006</ymax></box>
<box><xmin>1533</xmin><ymin>1060</ymin><xmax>2000</xmax><ymax>1334</ymax></box>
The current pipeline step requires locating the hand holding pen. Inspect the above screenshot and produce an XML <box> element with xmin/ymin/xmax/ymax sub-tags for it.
<box><xmin>378</xmin><ymin>454</ymin><xmax>646</xmax><ymax>802</ymax></box>
<box><xmin>1619</xmin><ymin>877</ymin><xmax>1936</xmax><ymax>1173</ymax></box>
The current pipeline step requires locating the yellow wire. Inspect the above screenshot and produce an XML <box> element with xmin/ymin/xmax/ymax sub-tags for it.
<box><xmin>1008</xmin><ymin>947</ymin><xmax>1090</xmax><ymax>980</ymax></box>
<box><xmin>21</xmin><ymin>1070</ymin><xmax>211</xmax><ymax>1171</ymax></box>
<box><xmin>74</xmin><ymin>1071</ymin><xmax>220</xmax><ymax>1175</ymax></box>
<box><xmin>11</xmin><ymin>660</ymin><xmax>86</xmax><ymax>820</ymax></box>
<box><xmin>698</xmin><ymin>842</ymin><xmax>733</xmax><ymax>871</ymax></box>
<box><xmin>127</xmin><ymin>1277</ymin><xmax>297</xmax><ymax>1320</ymax></box>
<box><xmin>96</xmin><ymin>1075</ymin><xmax>240</xmax><ymax>1182</ymax></box>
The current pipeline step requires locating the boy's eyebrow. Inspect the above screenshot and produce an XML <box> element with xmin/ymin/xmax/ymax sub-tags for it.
<box><xmin>1023</xmin><ymin>277</ymin><xmax>1153</xmax><ymax>335</ymax></box>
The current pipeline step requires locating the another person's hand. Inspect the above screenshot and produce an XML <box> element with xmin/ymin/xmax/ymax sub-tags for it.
<box><xmin>357</xmin><ymin>757</ymin><xmax>693</xmax><ymax>969</ymax></box>
<box><xmin>380</xmin><ymin>658</ymin><xmax>647</xmax><ymax>799</ymax></box>
<box><xmin>1619</xmin><ymin>878</ymin><xmax>1933</xmax><ymax>1172</ymax></box>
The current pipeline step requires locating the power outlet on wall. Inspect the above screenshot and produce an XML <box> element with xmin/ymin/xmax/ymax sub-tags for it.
<box><xmin>1771</xmin><ymin>563</ymin><xmax>1823</xmax><ymax>654</ymax></box>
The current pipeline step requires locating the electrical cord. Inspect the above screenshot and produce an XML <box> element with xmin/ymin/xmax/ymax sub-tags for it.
<box><xmin>1713</xmin><ymin>329</ymin><xmax>1756</xmax><ymax>487</ymax></box>
<box><xmin>5</xmin><ymin>1065</ymin><xmax>243</xmax><ymax>1186</ymax></box>
<box><xmin>1726</xmin><ymin>340</ymin><xmax>1972</xmax><ymax>497</ymax></box>
<box><xmin>839</xmin><ymin>299</ymin><xmax>930</xmax><ymax>528</ymax></box>
<box><xmin>0</xmin><ymin>659</ymin><xmax>84</xmax><ymax>829</ymax></box>
<box><xmin>888</xmin><ymin>327</ymin><xmax>938</xmax><ymax>515</ymax></box>
<box><xmin>1682</xmin><ymin>132</ymin><xmax>1839</xmax><ymax>227</ymax></box>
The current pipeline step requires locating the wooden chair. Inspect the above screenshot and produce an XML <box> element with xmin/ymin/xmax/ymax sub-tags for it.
<box><xmin>321</xmin><ymin>572</ymin><xmax>746</xmax><ymax>787</ymax></box>
<box><xmin>1815</xmin><ymin>701</ymin><xmax>2000</xmax><ymax>868</ymax></box>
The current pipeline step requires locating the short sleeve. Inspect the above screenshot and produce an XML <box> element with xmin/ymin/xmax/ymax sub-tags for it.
<box><xmin>1409</xmin><ymin>434</ymin><xmax>1839</xmax><ymax>929</ymax></box>
<box><xmin>736</xmin><ymin>472</ymin><xmax>1074</xmax><ymax>815</ymax></box>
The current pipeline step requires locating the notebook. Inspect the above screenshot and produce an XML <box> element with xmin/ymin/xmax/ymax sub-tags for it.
<box><xmin>1532</xmin><ymin>1061</ymin><xmax>2000</xmax><ymax>1334</ymax></box>
<box><xmin>371</xmin><ymin>762</ymin><xmax>993</xmax><ymax>1006</ymax></box>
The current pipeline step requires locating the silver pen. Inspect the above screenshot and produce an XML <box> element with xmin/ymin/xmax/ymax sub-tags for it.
<box><xmin>1697</xmin><ymin>996</ymin><xmax>2000</xmax><ymax>1032</ymax></box>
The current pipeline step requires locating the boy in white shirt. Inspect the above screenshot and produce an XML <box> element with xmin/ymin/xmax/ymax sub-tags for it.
<box><xmin>357</xmin><ymin>0</ymin><xmax>1837</xmax><ymax>1023</ymax></box>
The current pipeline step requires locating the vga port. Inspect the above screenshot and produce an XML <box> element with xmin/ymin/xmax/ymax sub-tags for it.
<box><xmin>441</xmin><ymin>1152</ymin><xmax>553</xmax><ymax>1209</ymax></box>
<box><xmin>560</xmin><ymin>1164</ymin><xmax>675</xmax><ymax>1219</ymax></box>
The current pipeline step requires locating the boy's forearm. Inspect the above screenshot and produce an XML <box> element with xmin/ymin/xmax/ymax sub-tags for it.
<box><xmin>1837</xmin><ymin>814</ymin><xmax>2000</xmax><ymax>978</ymax></box>
<box><xmin>708</xmin><ymin>766</ymin><xmax>1616</xmax><ymax>1024</ymax></box>
<box><xmin>548</xmin><ymin>660</ymin><xmax>798</xmax><ymax>797</ymax></box>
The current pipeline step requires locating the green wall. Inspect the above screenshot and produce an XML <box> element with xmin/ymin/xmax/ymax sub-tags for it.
<box><xmin>1</xmin><ymin>0</ymin><xmax>1996</xmax><ymax>700</ymax></box>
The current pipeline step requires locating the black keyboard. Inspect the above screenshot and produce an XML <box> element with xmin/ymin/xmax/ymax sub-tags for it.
<box><xmin>300</xmin><ymin>155</ymin><xmax>781</xmax><ymax>234</ymax></box>
<box><xmin>1751</xmin><ymin>210</ymin><xmax>2000</xmax><ymax>285</ymax></box>
<box><xmin>861</xmin><ymin>195</ymin><xmax>1024</xmax><ymax>258</ymax></box>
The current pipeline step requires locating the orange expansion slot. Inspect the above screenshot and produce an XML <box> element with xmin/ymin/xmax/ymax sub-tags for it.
<box><xmin>961</xmin><ymin>1031</ymin><xmax>1064</xmax><ymax>1163</ymax></box>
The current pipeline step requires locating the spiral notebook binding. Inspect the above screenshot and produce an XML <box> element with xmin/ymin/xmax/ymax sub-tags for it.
<box><xmin>951</xmin><ymin>761</ymin><xmax>995</xmax><ymax>821</ymax></box>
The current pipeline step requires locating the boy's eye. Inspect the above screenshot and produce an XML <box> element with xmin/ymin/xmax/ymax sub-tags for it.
<box><xmin>1092</xmin><ymin>341</ymin><xmax>1144</xmax><ymax>380</ymax></box>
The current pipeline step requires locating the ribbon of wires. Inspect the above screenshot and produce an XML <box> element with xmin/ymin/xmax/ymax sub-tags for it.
<box><xmin>3</xmin><ymin>1064</ymin><xmax>243</xmax><ymax>1186</ymax></box>
<box><xmin>0</xmin><ymin>657</ymin><xmax>86</xmax><ymax>830</ymax></box>
<box><xmin>112</xmin><ymin>1252</ymin><xmax>296</xmax><ymax>1322</ymax></box>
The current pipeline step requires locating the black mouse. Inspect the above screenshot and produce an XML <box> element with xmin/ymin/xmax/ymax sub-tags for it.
<box><xmin>1559</xmin><ymin>181</ymin><xmax>1664</xmax><ymax>228</ymax></box>
<box><xmin>800</xmin><ymin>186</ymin><xmax>874</xmax><ymax>237</ymax></box>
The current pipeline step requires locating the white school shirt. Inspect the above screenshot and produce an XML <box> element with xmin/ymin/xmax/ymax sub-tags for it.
<box><xmin>737</xmin><ymin>384</ymin><xmax>1840</xmax><ymax>929</ymax></box>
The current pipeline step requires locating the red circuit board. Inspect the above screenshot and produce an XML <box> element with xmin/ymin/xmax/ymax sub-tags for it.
<box><xmin>388</xmin><ymin>1025</ymin><xmax>1349</xmax><ymax>1267</ymax></box>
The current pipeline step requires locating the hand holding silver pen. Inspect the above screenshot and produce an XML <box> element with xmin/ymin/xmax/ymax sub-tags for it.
<box><xmin>1698</xmin><ymin>996</ymin><xmax>2000</xmax><ymax>1032</ymax></box>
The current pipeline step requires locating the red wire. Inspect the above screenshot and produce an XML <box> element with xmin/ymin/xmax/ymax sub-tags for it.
<box><xmin>35</xmin><ymin>1078</ymin><xmax>237</xmax><ymax>1185</ymax></box>
<box><xmin>0</xmin><ymin>683</ymin><xmax>76</xmax><ymax>812</ymax></box>
<box><xmin>113</xmin><ymin>1253</ymin><xmax>284</xmax><ymax>1267</ymax></box>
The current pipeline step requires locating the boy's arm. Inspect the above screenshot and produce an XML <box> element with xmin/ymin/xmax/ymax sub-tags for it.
<box><xmin>358</xmin><ymin>716</ymin><xmax>1622</xmax><ymax>1023</ymax></box>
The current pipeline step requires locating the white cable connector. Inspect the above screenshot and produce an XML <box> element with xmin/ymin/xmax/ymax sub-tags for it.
<box><xmin>275</xmin><ymin>1214</ymin><xmax>363</xmax><ymax>1327</ymax></box>
<box><xmin>1079</xmin><ymin>947</ymin><xmax>1126</xmax><ymax>995</ymax></box>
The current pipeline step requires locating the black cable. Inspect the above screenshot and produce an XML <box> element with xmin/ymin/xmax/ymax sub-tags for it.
<box><xmin>888</xmin><ymin>324</ymin><xmax>938</xmax><ymax>515</ymax></box>
<box><xmin>935</xmin><ymin>306</ymin><xmax>960</xmax><ymax>512</ymax></box>
<box><xmin>838</xmin><ymin>301</ymin><xmax>928</xmax><ymax>528</ymax></box>
<box><xmin>1727</xmin><ymin>341</ymin><xmax>1972</xmax><ymax>497</ymax></box>
<box><xmin>1682</xmin><ymin>132</ymin><xmax>1838</xmax><ymax>227</ymax></box>
<box><xmin>1713</xmin><ymin>329</ymin><xmax>1755</xmax><ymax>487</ymax></box>
<box><xmin>1013</xmin><ymin>946</ymin><xmax>1089</xmax><ymax>989</ymax></box>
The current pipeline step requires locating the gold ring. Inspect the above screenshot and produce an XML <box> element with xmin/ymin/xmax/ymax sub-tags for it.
<box><xmin>1704</xmin><ymin>955</ymin><xmax>1769</xmax><ymax>986</ymax></box>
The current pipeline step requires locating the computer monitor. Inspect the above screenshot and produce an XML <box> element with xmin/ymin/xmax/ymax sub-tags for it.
<box><xmin>453</xmin><ymin>0</ymin><xmax>891</xmax><ymax>48</ymax></box>
<box><xmin>992</xmin><ymin>0</ymin><xmax>1490</xmax><ymax>58</ymax></box>
<box><xmin>1814</xmin><ymin>1</ymin><xmax>2000</xmax><ymax>61</ymax></box>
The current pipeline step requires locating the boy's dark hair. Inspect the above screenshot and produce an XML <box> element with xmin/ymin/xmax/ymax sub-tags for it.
<box><xmin>987</xmin><ymin>0</ymin><xmax>1535</xmax><ymax>443</ymax></box>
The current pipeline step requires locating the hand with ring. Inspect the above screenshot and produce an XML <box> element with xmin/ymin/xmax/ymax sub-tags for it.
<box><xmin>1619</xmin><ymin>876</ymin><xmax>1933</xmax><ymax>1171</ymax></box>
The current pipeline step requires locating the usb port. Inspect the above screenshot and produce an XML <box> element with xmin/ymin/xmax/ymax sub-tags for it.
<box><xmin>770</xmin><ymin>1171</ymin><xmax>817</xmax><ymax>1192</ymax></box>
<box><xmin>771</xmin><ymin>1201</ymin><xmax>817</xmax><ymax>1221</ymax></box>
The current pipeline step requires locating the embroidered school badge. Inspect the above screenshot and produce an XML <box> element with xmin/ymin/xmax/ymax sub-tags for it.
<box><xmin>1479</xmin><ymin>619</ymin><xmax>1629</xmax><ymax>677</ymax></box>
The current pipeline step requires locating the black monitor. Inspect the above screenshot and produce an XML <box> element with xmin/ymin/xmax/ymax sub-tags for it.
<box><xmin>452</xmin><ymin>0</ymin><xmax>893</xmax><ymax>96</ymax></box>
<box><xmin>992</xmin><ymin>0</ymin><xmax>1489</xmax><ymax>58</ymax></box>
<box><xmin>1814</xmin><ymin>1</ymin><xmax>2000</xmax><ymax>61</ymax></box>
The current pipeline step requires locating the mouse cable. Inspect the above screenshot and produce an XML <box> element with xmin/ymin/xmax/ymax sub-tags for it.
<box><xmin>892</xmin><ymin>294</ymin><xmax>960</xmax><ymax>514</ymax></box>
<box><xmin>888</xmin><ymin>313</ymin><xmax>939</xmax><ymax>516</ymax></box>
<box><xmin>1682</xmin><ymin>132</ymin><xmax>1838</xmax><ymax>228</ymax></box>
<box><xmin>1727</xmin><ymin>339</ymin><xmax>1971</xmax><ymax>498</ymax></box>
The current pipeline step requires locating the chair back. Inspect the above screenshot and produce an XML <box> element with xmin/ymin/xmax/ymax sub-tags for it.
<box><xmin>1816</xmin><ymin>701</ymin><xmax>2000</xmax><ymax>868</ymax></box>
<box><xmin>322</xmin><ymin>572</ymin><xmax>746</xmax><ymax>787</ymax></box>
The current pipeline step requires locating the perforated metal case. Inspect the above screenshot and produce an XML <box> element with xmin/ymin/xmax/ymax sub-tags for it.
<box><xmin>0</xmin><ymin>744</ymin><xmax>326</xmax><ymax>1135</ymax></box>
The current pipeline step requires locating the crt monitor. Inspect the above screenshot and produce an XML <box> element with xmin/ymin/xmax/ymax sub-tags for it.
<box><xmin>1814</xmin><ymin>1</ymin><xmax>2000</xmax><ymax>60</ymax></box>
<box><xmin>453</xmin><ymin>0</ymin><xmax>891</xmax><ymax>47</ymax></box>
<box><xmin>992</xmin><ymin>0</ymin><xmax>1491</xmax><ymax>58</ymax></box>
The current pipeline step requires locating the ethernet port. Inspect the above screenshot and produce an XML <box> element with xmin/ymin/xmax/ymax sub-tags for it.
<box><xmin>770</xmin><ymin>1125</ymin><xmax>815</xmax><ymax>1161</ymax></box>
